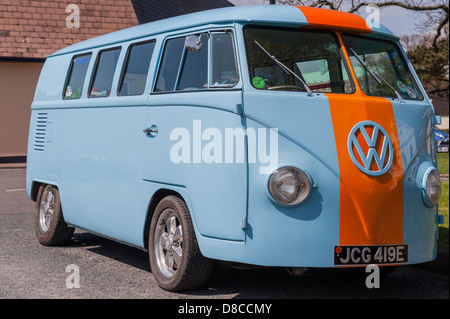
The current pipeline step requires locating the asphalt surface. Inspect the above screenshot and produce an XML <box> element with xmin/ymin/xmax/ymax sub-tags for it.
<box><xmin>0</xmin><ymin>167</ymin><xmax>448</xmax><ymax>300</ymax></box>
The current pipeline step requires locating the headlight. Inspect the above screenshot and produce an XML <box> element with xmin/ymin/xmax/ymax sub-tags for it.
<box><xmin>422</xmin><ymin>167</ymin><xmax>442</xmax><ymax>207</ymax></box>
<box><xmin>268</xmin><ymin>166</ymin><xmax>312</xmax><ymax>206</ymax></box>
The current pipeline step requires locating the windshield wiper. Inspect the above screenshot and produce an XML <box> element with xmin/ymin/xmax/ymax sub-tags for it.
<box><xmin>254</xmin><ymin>40</ymin><xmax>313</xmax><ymax>97</ymax></box>
<box><xmin>348</xmin><ymin>48</ymin><xmax>404</xmax><ymax>102</ymax></box>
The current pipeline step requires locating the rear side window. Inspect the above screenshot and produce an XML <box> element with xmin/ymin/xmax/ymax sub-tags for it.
<box><xmin>119</xmin><ymin>40</ymin><xmax>156</xmax><ymax>96</ymax></box>
<box><xmin>89</xmin><ymin>47</ymin><xmax>121</xmax><ymax>98</ymax></box>
<box><xmin>64</xmin><ymin>53</ymin><xmax>92</xmax><ymax>99</ymax></box>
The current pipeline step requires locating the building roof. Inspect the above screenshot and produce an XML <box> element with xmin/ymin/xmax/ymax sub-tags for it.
<box><xmin>0</xmin><ymin>0</ymin><xmax>139</xmax><ymax>59</ymax></box>
<box><xmin>131</xmin><ymin>0</ymin><xmax>234</xmax><ymax>24</ymax></box>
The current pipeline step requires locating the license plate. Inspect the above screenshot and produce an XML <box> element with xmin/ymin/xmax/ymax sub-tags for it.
<box><xmin>334</xmin><ymin>245</ymin><xmax>408</xmax><ymax>266</ymax></box>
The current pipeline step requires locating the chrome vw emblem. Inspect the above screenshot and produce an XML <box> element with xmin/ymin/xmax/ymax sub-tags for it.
<box><xmin>347</xmin><ymin>121</ymin><xmax>394</xmax><ymax>176</ymax></box>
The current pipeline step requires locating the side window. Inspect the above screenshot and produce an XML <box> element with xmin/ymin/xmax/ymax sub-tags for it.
<box><xmin>64</xmin><ymin>53</ymin><xmax>92</xmax><ymax>99</ymax></box>
<box><xmin>211</xmin><ymin>32</ymin><xmax>238</xmax><ymax>87</ymax></box>
<box><xmin>154</xmin><ymin>31</ymin><xmax>238</xmax><ymax>93</ymax></box>
<box><xmin>154</xmin><ymin>37</ymin><xmax>185</xmax><ymax>92</ymax></box>
<box><xmin>119</xmin><ymin>41</ymin><xmax>156</xmax><ymax>96</ymax></box>
<box><xmin>177</xmin><ymin>36</ymin><xmax>209</xmax><ymax>90</ymax></box>
<box><xmin>89</xmin><ymin>47</ymin><xmax>121</xmax><ymax>98</ymax></box>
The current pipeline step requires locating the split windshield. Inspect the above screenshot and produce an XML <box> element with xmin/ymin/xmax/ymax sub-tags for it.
<box><xmin>244</xmin><ymin>26</ymin><xmax>354</xmax><ymax>94</ymax></box>
<box><xmin>342</xmin><ymin>34</ymin><xmax>422</xmax><ymax>100</ymax></box>
<box><xmin>244</xmin><ymin>26</ymin><xmax>422</xmax><ymax>100</ymax></box>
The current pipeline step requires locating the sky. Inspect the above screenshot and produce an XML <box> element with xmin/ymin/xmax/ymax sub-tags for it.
<box><xmin>227</xmin><ymin>0</ymin><xmax>426</xmax><ymax>37</ymax></box>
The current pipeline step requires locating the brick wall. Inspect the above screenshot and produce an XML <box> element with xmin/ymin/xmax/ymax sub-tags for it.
<box><xmin>0</xmin><ymin>0</ymin><xmax>139</xmax><ymax>59</ymax></box>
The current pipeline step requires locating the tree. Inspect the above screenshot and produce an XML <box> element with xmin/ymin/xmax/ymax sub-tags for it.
<box><xmin>276</xmin><ymin>0</ymin><xmax>449</xmax><ymax>49</ymax></box>
<box><xmin>405</xmin><ymin>34</ymin><xmax>449</xmax><ymax>98</ymax></box>
<box><xmin>273</xmin><ymin>0</ymin><xmax>449</xmax><ymax>98</ymax></box>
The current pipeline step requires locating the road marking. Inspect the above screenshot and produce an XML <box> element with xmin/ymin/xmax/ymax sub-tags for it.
<box><xmin>5</xmin><ymin>188</ymin><xmax>26</xmax><ymax>192</ymax></box>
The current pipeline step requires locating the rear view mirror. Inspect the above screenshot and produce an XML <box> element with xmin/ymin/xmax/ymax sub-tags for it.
<box><xmin>185</xmin><ymin>34</ymin><xmax>203</xmax><ymax>53</ymax></box>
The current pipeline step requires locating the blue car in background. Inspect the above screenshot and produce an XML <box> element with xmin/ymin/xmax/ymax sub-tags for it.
<box><xmin>435</xmin><ymin>129</ymin><xmax>449</xmax><ymax>153</ymax></box>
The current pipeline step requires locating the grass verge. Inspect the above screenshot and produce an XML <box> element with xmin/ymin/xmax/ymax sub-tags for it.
<box><xmin>438</xmin><ymin>181</ymin><xmax>449</xmax><ymax>249</ymax></box>
<box><xmin>437</xmin><ymin>152</ymin><xmax>448</xmax><ymax>249</ymax></box>
<box><xmin>437</xmin><ymin>152</ymin><xmax>449</xmax><ymax>174</ymax></box>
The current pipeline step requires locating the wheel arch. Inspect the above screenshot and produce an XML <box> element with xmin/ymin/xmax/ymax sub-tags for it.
<box><xmin>30</xmin><ymin>181</ymin><xmax>44</xmax><ymax>202</ymax></box>
<box><xmin>143</xmin><ymin>188</ymin><xmax>188</xmax><ymax>250</ymax></box>
<box><xmin>30</xmin><ymin>180</ymin><xmax>60</xmax><ymax>202</ymax></box>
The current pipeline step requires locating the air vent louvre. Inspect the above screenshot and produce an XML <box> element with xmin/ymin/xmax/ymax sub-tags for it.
<box><xmin>33</xmin><ymin>113</ymin><xmax>48</xmax><ymax>152</ymax></box>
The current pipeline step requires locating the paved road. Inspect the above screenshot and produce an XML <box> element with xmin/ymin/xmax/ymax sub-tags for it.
<box><xmin>0</xmin><ymin>168</ymin><xmax>448</xmax><ymax>300</ymax></box>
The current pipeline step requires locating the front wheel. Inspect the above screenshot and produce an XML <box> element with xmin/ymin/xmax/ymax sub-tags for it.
<box><xmin>35</xmin><ymin>184</ymin><xmax>74</xmax><ymax>246</ymax></box>
<box><xmin>149</xmin><ymin>195</ymin><xmax>213</xmax><ymax>291</ymax></box>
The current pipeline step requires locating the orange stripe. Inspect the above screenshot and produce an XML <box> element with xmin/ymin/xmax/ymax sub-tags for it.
<box><xmin>327</xmin><ymin>93</ymin><xmax>404</xmax><ymax>245</ymax></box>
<box><xmin>326</xmin><ymin>32</ymin><xmax>403</xmax><ymax>245</ymax></box>
<box><xmin>296</xmin><ymin>6</ymin><xmax>372</xmax><ymax>33</ymax></box>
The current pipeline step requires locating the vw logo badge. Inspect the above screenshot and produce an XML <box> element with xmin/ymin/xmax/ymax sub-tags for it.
<box><xmin>347</xmin><ymin>121</ymin><xmax>394</xmax><ymax>176</ymax></box>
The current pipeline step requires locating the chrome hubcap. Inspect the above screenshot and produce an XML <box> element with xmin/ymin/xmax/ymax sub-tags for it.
<box><xmin>39</xmin><ymin>187</ymin><xmax>55</xmax><ymax>233</ymax></box>
<box><xmin>154</xmin><ymin>209</ymin><xmax>183</xmax><ymax>278</ymax></box>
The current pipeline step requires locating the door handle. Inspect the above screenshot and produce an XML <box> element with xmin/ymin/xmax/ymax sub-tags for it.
<box><xmin>143</xmin><ymin>125</ymin><xmax>158</xmax><ymax>137</ymax></box>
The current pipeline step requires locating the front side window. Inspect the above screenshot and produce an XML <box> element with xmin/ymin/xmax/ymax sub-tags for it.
<box><xmin>342</xmin><ymin>34</ymin><xmax>423</xmax><ymax>100</ymax></box>
<box><xmin>211</xmin><ymin>32</ymin><xmax>238</xmax><ymax>87</ymax></box>
<box><xmin>176</xmin><ymin>36</ymin><xmax>209</xmax><ymax>90</ymax></box>
<box><xmin>244</xmin><ymin>26</ymin><xmax>353</xmax><ymax>94</ymax></box>
<box><xmin>154</xmin><ymin>31</ymin><xmax>238</xmax><ymax>93</ymax></box>
<box><xmin>64</xmin><ymin>53</ymin><xmax>92</xmax><ymax>99</ymax></box>
<box><xmin>89</xmin><ymin>47</ymin><xmax>121</xmax><ymax>98</ymax></box>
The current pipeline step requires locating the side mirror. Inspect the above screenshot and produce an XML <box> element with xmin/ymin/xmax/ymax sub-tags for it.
<box><xmin>185</xmin><ymin>34</ymin><xmax>203</xmax><ymax>53</ymax></box>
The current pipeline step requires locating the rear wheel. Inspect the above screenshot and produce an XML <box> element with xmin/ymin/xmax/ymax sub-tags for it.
<box><xmin>149</xmin><ymin>195</ymin><xmax>213</xmax><ymax>291</ymax></box>
<box><xmin>35</xmin><ymin>184</ymin><xmax>74</xmax><ymax>246</ymax></box>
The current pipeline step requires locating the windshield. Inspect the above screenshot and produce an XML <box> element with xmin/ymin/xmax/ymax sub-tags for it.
<box><xmin>342</xmin><ymin>34</ymin><xmax>423</xmax><ymax>101</ymax></box>
<box><xmin>244</xmin><ymin>27</ymin><xmax>354</xmax><ymax>94</ymax></box>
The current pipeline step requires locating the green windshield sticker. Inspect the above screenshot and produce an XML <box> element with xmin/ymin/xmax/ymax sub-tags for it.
<box><xmin>252</xmin><ymin>77</ymin><xmax>265</xmax><ymax>89</ymax></box>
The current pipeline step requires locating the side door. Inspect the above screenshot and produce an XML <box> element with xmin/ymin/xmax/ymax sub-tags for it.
<box><xmin>141</xmin><ymin>30</ymin><xmax>247</xmax><ymax>242</ymax></box>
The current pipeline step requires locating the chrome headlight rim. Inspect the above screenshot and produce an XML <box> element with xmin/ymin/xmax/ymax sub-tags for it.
<box><xmin>421</xmin><ymin>167</ymin><xmax>442</xmax><ymax>207</ymax></box>
<box><xmin>266</xmin><ymin>165</ymin><xmax>313</xmax><ymax>208</ymax></box>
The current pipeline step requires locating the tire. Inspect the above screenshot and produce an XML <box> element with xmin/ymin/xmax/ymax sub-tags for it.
<box><xmin>149</xmin><ymin>195</ymin><xmax>213</xmax><ymax>291</ymax></box>
<box><xmin>35</xmin><ymin>184</ymin><xmax>75</xmax><ymax>246</ymax></box>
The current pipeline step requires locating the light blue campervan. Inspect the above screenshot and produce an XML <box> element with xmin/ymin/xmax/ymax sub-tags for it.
<box><xmin>27</xmin><ymin>5</ymin><xmax>443</xmax><ymax>291</ymax></box>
